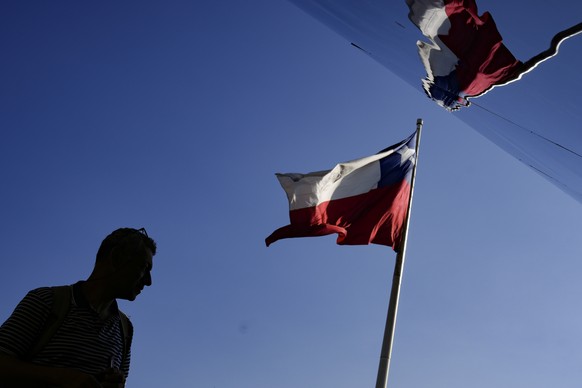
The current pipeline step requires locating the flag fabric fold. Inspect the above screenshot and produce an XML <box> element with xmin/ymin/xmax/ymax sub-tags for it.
<box><xmin>406</xmin><ymin>0</ymin><xmax>522</xmax><ymax>110</ymax></box>
<box><xmin>266</xmin><ymin>132</ymin><xmax>417</xmax><ymax>251</ymax></box>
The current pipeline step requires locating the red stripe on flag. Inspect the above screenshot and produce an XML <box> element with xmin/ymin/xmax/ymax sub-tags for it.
<box><xmin>266</xmin><ymin>180</ymin><xmax>411</xmax><ymax>251</ymax></box>
<box><xmin>440</xmin><ymin>0</ymin><xmax>521</xmax><ymax>96</ymax></box>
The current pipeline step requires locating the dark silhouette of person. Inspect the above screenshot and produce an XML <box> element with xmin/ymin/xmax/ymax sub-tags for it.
<box><xmin>0</xmin><ymin>227</ymin><xmax>157</xmax><ymax>387</ymax></box>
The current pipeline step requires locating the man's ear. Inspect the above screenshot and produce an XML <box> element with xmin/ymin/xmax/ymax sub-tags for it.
<box><xmin>106</xmin><ymin>246</ymin><xmax>123</xmax><ymax>271</ymax></box>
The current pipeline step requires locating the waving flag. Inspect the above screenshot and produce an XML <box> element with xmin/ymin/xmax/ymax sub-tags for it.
<box><xmin>266</xmin><ymin>132</ymin><xmax>417</xmax><ymax>251</ymax></box>
<box><xmin>406</xmin><ymin>0</ymin><xmax>522</xmax><ymax>110</ymax></box>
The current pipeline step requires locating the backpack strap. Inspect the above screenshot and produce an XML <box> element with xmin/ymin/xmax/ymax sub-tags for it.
<box><xmin>25</xmin><ymin>285</ymin><xmax>72</xmax><ymax>361</ymax></box>
<box><xmin>117</xmin><ymin>310</ymin><xmax>132</xmax><ymax>369</ymax></box>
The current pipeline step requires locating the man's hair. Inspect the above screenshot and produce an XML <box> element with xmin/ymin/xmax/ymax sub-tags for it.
<box><xmin>96</xmin><ymin>227</ymin><xmax>157</xmax><ymax>263</ymax></box>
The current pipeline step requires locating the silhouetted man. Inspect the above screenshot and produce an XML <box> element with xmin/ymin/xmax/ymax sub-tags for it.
<box><xmin>0</xmin><ymin>227</ymin><xmax>157</xmax><ymax>387</ymax></box>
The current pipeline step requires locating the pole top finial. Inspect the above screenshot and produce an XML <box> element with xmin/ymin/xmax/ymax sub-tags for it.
<box><xmin>416</xmin><ymin>118</ymin><xmax>423</xmax><ymax>126</ymax></box>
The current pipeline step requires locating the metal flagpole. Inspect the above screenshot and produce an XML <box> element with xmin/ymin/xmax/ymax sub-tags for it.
<box><xmin>375</xmin><ymin>118</ymin><xmax>423</xmax><ymax>388</ymax></box>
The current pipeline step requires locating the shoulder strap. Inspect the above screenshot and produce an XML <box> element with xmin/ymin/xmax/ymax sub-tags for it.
<box><xmin>117</xmin><ymin>310</ymin><xmax>132</xmax><ymax>368</ymax></box>
<box><xmin>25</xmin><ymin>285</ymin><xmax>72</xmax><ymax>360</ymax></box>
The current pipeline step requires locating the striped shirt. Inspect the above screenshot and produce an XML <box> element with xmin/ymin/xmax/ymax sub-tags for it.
<box><xmin>0</xmin><ymin>282</ymin><xmax>132</xmax><ymax>379</ymax></box>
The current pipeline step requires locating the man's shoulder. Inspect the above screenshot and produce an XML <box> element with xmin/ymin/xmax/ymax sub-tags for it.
<box><xmin>27</xmin><ymin>284</ymin><xmax>75</xmax><ymax>302</ymax></box>
<box><xmin>28</xmin><ymin>284</ymin><xmax>71</xmax><ymax>294</ymax></box>
<box><xmin>117</xmin><ymin>308</ymin><xmax>131</xmax><ymax>320</ymax></box>
<box><xmin>117</xmin><ymin>309</ymin><xmax>134</xmax><ymax>333</ymax></box>
<box><xmin>21</xmin><ymin>286</ymin><xmax>56</xmax><ymax>305</ymax></box>
<box><xmin>28</xmin><ymin>285</ymin><xmax>53</xmax><ymax>293</ymax></box>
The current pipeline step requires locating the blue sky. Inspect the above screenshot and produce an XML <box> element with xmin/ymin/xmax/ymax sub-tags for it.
<box><xmin>1</xmin><ymin>1</ymin><xmax>582</xmax><ymax>387</ymax></box>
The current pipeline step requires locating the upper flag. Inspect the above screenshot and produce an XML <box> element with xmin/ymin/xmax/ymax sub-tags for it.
<box><xmin>406</xmin><ymin>0</ymin><xmax>522</xmax><ymax>110</ymax></box>
<box><xmin>266</xmin><ymin>132</ymin><xmax>417</xmax><ymax>252</ymax></box>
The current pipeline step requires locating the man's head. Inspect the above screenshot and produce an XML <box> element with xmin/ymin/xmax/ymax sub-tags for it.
<box><xmin>95</xmin><ymin>227</ymin><xmax>157</xmax><ymax>301</ymax></box>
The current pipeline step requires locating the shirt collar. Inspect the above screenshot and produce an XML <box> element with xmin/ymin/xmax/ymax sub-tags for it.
<box><xmin>71</xmin><ymin>281</ymin><xmax>119</xmax><ymax>314</ymax></box>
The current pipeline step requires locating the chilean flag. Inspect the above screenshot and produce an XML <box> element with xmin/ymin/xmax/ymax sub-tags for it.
<box><xmin>406</xmin><ymin>0</ymin><xmax>522</xmax><ymax>110</ymax></box>
<box><xmin>265</xmin><ymin>132</ymin><xmax>417</xmax><ymax>252</ymax></box>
